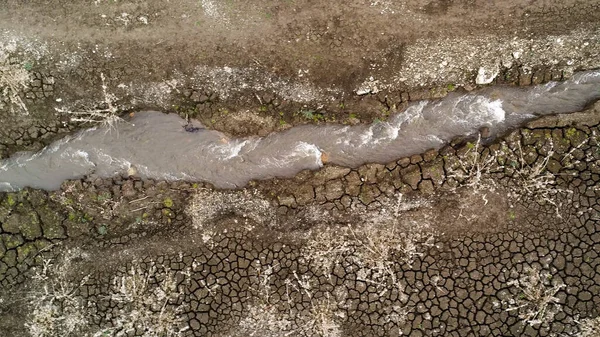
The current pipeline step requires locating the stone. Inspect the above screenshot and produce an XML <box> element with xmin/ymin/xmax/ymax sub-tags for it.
<box><xmin>418</xmin><ymin>180</ymin><xmax>435</xmax><ymax>194</ymax></box>
<box><xmin>423</xmin><ymin>149</ymin><xmax>438</xmax><ymax>162</ymax></box>
<box><xmin>359</xmin><ymin>164</ymin><xmax>384</xmax><ymax>184</ymax></box>
<box><xmin>519</xmin><ymin>68</ymin><xmax>532</xmax><ymax>86</ymax></box>
<box><xmin>2</xmin><ymin>234</ymin><xmax>24</xmax><ymax>249</ymax></box>
<box><xmin>401</xmin><ymin>165</ymin><xmax>422</xmax><ymax>190</ymax></box>
<box><xmin>314</xmin><ymin>166</ymin><xmax>351</xmax><ymax>184</ymax></box>
<box><xmin>476</xmin><ymin>66</ymin><xmax>499</xmax><ymax>85</ymax></box>
<box><xmin>344</xmin><ymin>171</ymin><xmax>362</xmax><ymax>196</ymax></box>
<box><xmin>38</xmin><ymin>206</ymin><xmax>67</xmax><ymax>239</ymax></box>
<box><xmin>325</xmin><ymin>180</ymin><xmax>344</xmax><ymax>201</ymax></box>
<box><xmin>421</xmin><ymin>161</ymin><xmax>445</xmax><ymax>186</ymax></box>
<box><xmin>294</xmin><ymin>185</ymin><xmax>315</xmax><ymax>205</ymax></box>
<box><xmin>479</xmin><ymin>127</ymin><xmax>490</xmax><ymax>138</ymax></box>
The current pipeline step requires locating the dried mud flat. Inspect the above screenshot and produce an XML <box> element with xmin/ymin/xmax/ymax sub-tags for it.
<box><xmin>1</xmin><ymin>1</ymin><xmax>600</xmax><ymax>337</ymax></box>
<box><xmin>1</xmin><ymin>102</ymin><xmax>600</xmax><ymax>337</ymax></box>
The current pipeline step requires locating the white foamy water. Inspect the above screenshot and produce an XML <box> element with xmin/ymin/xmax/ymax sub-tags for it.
<box><xmin>0</xmin><ymin>70</ymin><xmax>599</xmax><ymax>191</ymax></box>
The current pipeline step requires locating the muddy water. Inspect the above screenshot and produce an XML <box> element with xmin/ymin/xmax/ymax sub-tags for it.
<box><xmin>1</xmin><ymin>71</ymin><xmax>599</xmax><ymax>191</ymax></box>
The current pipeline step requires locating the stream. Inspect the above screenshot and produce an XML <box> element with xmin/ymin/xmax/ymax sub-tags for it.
<box><xmin>1</xmin><ymin>70</ymin><xmax>599</xmax><ymax>191</ymax></box>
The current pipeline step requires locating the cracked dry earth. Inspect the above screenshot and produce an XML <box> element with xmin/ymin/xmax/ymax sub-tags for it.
<box><xmin>1</xmin><ymin>102</ymin><xmax>600</xmax><ymax>336</ymax></box>
<box><xmin>2</xmin><ymin>1</ymin><xmax>600</xmax><ymax>337</ymax></box>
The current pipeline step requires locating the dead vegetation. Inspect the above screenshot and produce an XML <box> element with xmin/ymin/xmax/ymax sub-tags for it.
<box><xmin>577</xmin><ymin>315</ymin><xmax>600</xmax><ymax>337</ymax></box>
<box><xmin>446</xmin><ymin>135</ymin><xmax>504</xmax><ymax>198</ymax></box>
<box><xmin>55</xmin><ymin>73</ymin><xmax>123</xmax><ymax>130</ymax></box>
<box><xmin>0</xmin><ymin>55</ymin><xmax>31</xmax><ymax>115</ymax></box>
<box><xmin>502</xmin><ymin>266</ymin><xmax>565</xmax><ymax>328</ymax></box>
<box><xmin>24</xmin><ymin>249</ymin><xmax>90</xmax><ymax>337</ymax></box>
<box><xmin>236</xmin><ymin>263</ymin><xmax>344</xmax><ymax>337</ymax></box>
<box><xmin>301</xmin><ymin>195</ymin><xmax>435</xmax><ymax>305</ymax></box>
<box><xmin>22</xmin><ymin>250</ymin><xmax>190</xmax><ymax>337</ymax></box>
<box><xmin>507</xmin><ymin>140</ymin><xmax>573</xmax><ymax>215</ymax></box>
<box><xmin>100</xmin><ymin>262</ymin><xmax>189</xmax><ymax>337</ymax></box>
<box><xmin>447</xmin><ymin>135</ymin><xmax>573</xmax><ymax>214</ymax></box>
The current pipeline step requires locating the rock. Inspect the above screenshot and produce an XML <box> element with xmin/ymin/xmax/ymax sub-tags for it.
<box><xmin>277</xmin><ymin>194</ymin><xmax>296</xmax><ymax>208</ymax></box>
<box><xmin>127</xmin><ymin>165</ymin><xmax>138</xmax><ymax>177</ymax></box>
<box><xmin>401</xmin><ymin>165</ymin><xmax>422</xmax><ymax>190</ymax></box>
<box><xmin>313</xmin><ymin>166</ymin><xmax>351</xmax><ymax>184</ymax></box>
<box><xmin>293</xmin><ymin>185</ymin><xmax>315</xmax><ymax>205</ymax></box>
<box><xmin>479</xmin><ymin>127</ymin><xmax>490</xmax><ymax>138</ymax></box>
<box><xmin>519</xmin><ymin>68</ymin><xmax>532</xmax><ymax>86</ymax></box>
<box><xmin>344</xmin><ymin>171</ymin><xmax>362</xmax><ymax>197</ymax></box>
<box><xmin>358</xmin><ymin>164</ymin><xmax>384</xmax><ymax>184</ymax></box>
<box><xmin>325</xmin><ymin>180</ymin><xmax>344</xmax><ymax>201</ymax></box>
<box><xmin>476</xmin><ymin>66</ymin><xmax>499</xmax><ymax>85</ymax></box>
<box><xmin>38</xmin><ymin>206</ymin><xmax>67</xmax><ymax>239</ymax></box>
<box><xmin>3</xmin><ymin>213</ymin><xmax>42</xmax><ymax>240</ymax></box>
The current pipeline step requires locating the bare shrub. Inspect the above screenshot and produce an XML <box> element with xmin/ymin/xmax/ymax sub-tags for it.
<box><xmin>577</xmin><ymin>315</ymin><xmax>600</xmax><ymax>337</ymax></box>
<box><xmin>301</xmin><ymin>216</ymin><xmax>434</xmax><ymax>300</ymax></box>
<box><xmin>508</xmin><ymin>140</ymin><xmax>572</xmax><ymax>215</ymax></box>
<box><xmin>101</xmin><ymin>262</ymin><xmax>189</xmax><ymax>337</ymax></box>
<box><xmin>503</xmin><ymin>266</ymin><xmax>565</xmax><ymax>327</ymax></box>
<box><xmin>448</xmin><ymin>136</ymin><xmax>574</xmax><ymax>214</ymax></box>
<box><xmin>446</xmin><ymin>135</ymin><xmax>504</xmax><ymax>200</ymax></box>
<box><xmin>24</xmin><ymin>249</ymin><xmax>90</xmax><ymax>337</ymax></box>
<box><xmin>297</xmin><ymin>295</ymin><xmax>343</xmax><ymax>337</ymax></box>
<box><xmin>55</xmin><ymin>73</ymin><xmax>123</xmax><ymax>130</ymax></box>
<box><xmin>301</xmin><ymin>225</ymin><xmax>352</xmax><ymax>278</ymax></box>
<box><xmin>237</xmin><ymin>264</ymin><xmax>344</xmax><ymax>337</ymax></box>
<box><xmin>0</xmin><ymin>56</ymin><xmax>30</xmax><ymax>114</ymax></box>
<box><xmin>237</xmin><ymin>264</ymin><xmax>293</xmax><ymax>337</ymax></box>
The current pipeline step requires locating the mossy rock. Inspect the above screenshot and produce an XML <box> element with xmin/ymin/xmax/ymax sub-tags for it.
<box><xmin>37</xmin><ymin>205</ymin><xmax>67</xmax><ymax>239</ymax></box>
<box><xmin>4</xmin><ymin>193</ymin><xmax>17</xmax><ymax>208</ymax></box>
<box><xmin>2</xmin><ymin>249</ymin><xmax>16</xmax><ymax>268</ymax></box>
<box><xmin>2</xmin><ymin>234</ymin><xmax>24</xmax><ymax>249</ymax></box>
<box><xmin>163</xmin><ymin>197</ymin><xmax>174</xmax><ymax>208</ymax></box>
<box><xmin>564</xmin><ymin>127</ymin><xmax>587</xmax><ymax>146</ymax></box>
<box><xmin>17</xmin><ymin>242</ymin><xmax>38</xmax><ymax>263</ymax></box>
<box><xmin>0</xmin><ymin>261</ymin><xmax>7</xmax><ymax>276</ymax></box>
<box><xmin>2</xmin><ymin>212</ymin><xmax>43</xmax><ymax>240</ymax></box>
